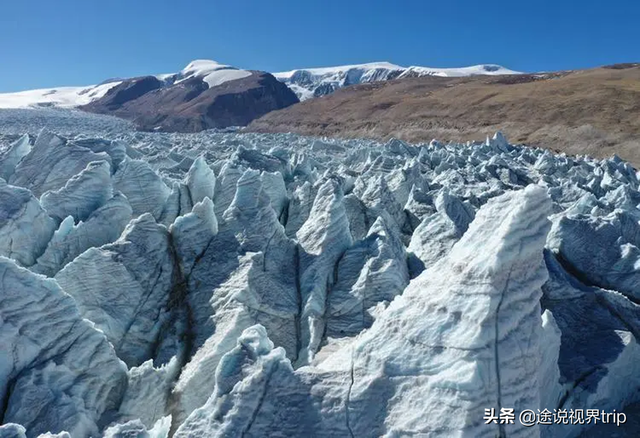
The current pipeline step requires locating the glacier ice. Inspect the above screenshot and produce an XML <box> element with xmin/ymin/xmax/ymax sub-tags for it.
<box><xmin>158</xmin><ymin>182</ymin><xmax>187</xmax><ymax>227</ymax></box>
<box><xmin>113</xmin><ymin>157</ymin><xmax>170</xmax><ymax>220</ymax></box>
<box><xmin>115</xmin><ymin>358</ymin><xmax>180</xmax><ymax>429</ymax></box>
<box><xmin>540</xmin><ymin>250</ymin><xmax>640</xmax><ymax>437</ymax></box>
<box><xmin>0</xmin><ymin>257</ymin><xmax>127</xmax><ymax>437</ymax></box>
<box><xmin>1</xmin><ymin>120</ymin><xmax>640</xmax><ymax>437</ymax></box>
<box><xmin>407</xmin><ymin>190</ymin><xmax>475</xmax><ymax>272</ymax></box>
<box><xmin>0</xmin><ymin>134</ymin><xmax>30</xmax><ymax>181</ymax></box>
<box><xmin>0</xmin><ymin>179</ymin><xmax>56</xmax><ymax>266</ymax></box>
<box><xmin>173</xmin><ymin>325</ymin><xmax>292</xmax><ymax>438</ymax></box>
<box><xmin>40</xmin><ymin>160</ymin><xmax>112</xmax><ymax>223</ymax></box>
<box><xmin>9</xmin><ymin>130</ymin><xmax>111</xmax><ymax>198</ymax></box>
<box><xmin>212</xmin><ymin>161</ymin><xmax>244</xmax><ymax>219</ymax></box>
<box><xmin>170</xmin><ymin>168</ymin><xmax>299</xmax><ymax>423</ymax></box>
<box><xmin>69</xmin><ymin>138</ymin><xmax>126</xmax><ymax>172</ymax></box>
<box><xmin>548</xmin><ymin>207</ymin><xmax>640</xmax><ymax>300</ymax></box>
<box><xmin>184</xmin><ymin>156</ymin><xmax>216</xmax><ymax>206</ymax></box>
<box><xmin>0</xmin><ymin>423</ymin><xmax>28</xmax><ymax>438</ymax></box>
<box><xmin>55</xmin><ymin>213</ymin><xmax>176</xmax><ymax>367</ymax></box>
<box><xmin>102</xmin><ymin>416</ymin><xmax>171</xmax><ymax>438</ymax></box>
<box><xmin>172</xmin><ymin>185</ymin><xmax>554</xmax><ymax>438</ymax></box>
<box><xmin>538</xmin><ymin>309</ymin><xmax>563</xmax><ymax>418</ymax></box>
<box><xmin>296</xmin><ymin>177</ymin><xmax>353</xmax><ymax>365</ymax></box>
<box><xmin>325</xmin><ymin>213</ymin><xmax>409</xmax><ymax>339</ymax></box>
<box><xmin>169</xmin><ymin>197</ymin><xmax>218</xmax><ymax>276</ymax></box>
<box><xmin>284</xmin><ymin>180</ymin><xmax>315</xmax><ymax>238</ymax></box>
<box><xmin>33</xmin><ymin>192</ymin><xmax>133</xmax><ymax>277</ymax></box>
<box><xmin>319</xmin><ymin>185</ymin><xmax>553</xmax><ymax>437</ymax></box>
<box><xmin>260</xmin><ymin>171</ymin><xmax>288</xmax><ymax>219</ymax></box>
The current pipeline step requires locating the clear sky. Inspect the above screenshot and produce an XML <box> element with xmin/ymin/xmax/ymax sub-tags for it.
<box><xmin>1</xmin><ymin>0</ymin><xmax>638</xmax><ymax>92</ymax></box>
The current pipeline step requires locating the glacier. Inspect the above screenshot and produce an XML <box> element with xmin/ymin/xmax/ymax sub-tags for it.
<box><xmin>0</xmin><ymin>115</ymin><xmax>639</xmax><ymax>437</ymax></box>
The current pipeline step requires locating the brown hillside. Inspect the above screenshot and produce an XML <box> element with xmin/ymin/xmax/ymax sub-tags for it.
<box><xmin>247</xmin><ymin>64</ymin><xmax>640</xmax><ymax>166</ymax></box>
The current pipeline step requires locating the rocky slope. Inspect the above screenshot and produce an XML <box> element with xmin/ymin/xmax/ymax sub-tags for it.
<box><xmin>1</xmin><ymin>121</ymin><xmax>640</xmax><ymax>436</ymax></box>
<box><xmin>249</xmin><ymin>63</ymin><xmax>640</xmax><ymax>166</ymax></box>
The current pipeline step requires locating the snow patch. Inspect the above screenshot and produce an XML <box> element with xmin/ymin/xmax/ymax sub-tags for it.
<box><xmin>176</xmin><ymin>59</ymin><xmax>251</xmax><ymax>88</ymax></box>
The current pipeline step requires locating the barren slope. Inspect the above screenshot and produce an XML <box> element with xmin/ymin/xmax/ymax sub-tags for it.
<box><xmin>248</xmin><ymin>64</ymin><xmax>640</xmax><ymax>165</ymax></box>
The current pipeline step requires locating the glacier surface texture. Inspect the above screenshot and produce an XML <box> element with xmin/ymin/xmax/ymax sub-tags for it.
<box><xmin>0</xmin><ymin>111</ymin><xmax>640</xmax><ymax>437</ymax></box>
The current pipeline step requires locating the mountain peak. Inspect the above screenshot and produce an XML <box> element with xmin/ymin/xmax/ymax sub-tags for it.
<box><xmin>180</xmin><ymin>59</ymin><xmax>233</xmax><ymax>75</ymax></box>
<box><xmin>176</xmin><ymin>59</ymin><xmax>252</xmax><ymax>89</ymax></box>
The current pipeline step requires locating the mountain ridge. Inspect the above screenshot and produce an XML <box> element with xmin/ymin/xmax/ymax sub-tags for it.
<box><xmin>0</xmin><ymin>59</ymin><xmax>520</xmax><ymax>108</ymax></box>
<box><xmin>80</xmin><ymin>69</ymin><xmax>299</xmax><ymax>132</ymax></box>
<box><xmin>248</xmin><ymin>63</ymin><xmax>640</xmax><ymax>166</ymax></box>
<box><xmin>274</xmin><ymin>61</ymin><xmax>520</xmax><ymax>100</ymax></box>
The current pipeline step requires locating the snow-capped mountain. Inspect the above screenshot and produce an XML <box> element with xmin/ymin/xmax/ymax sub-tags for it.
<box><xmin>273</xmin><ymin>61</ymin><xmax>406</xmax><ymax>100</ymax></box>
<box><xmin>0</xmin><ymin>107</ymin><xmax>639</xmax><ymax>437</ymax></box>
<box><xmin>0</xmin><ymin>59</ymin><xmax>300</xmax><ymax>133</ymax></box>
<box><xmin>78</xmin><ymin>60</ymin><xmax>298</xmax><ymax>132</ymax></box>
<box><xmin>0</xmin><ymin>60</ymin><xmax>258</xmax><ymax>110</ymax></box>
<box><xmin>0</xmin><ymin>59</ymin><xmax>521</xmax><ymax>109</ymax></box>
<box><xmin>274</xmin><ymin>62</ymin><xmax>521</xmax><ymax>100</ymax></box>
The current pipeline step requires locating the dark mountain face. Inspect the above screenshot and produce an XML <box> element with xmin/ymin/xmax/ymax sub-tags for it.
<box><xmin>81</xmin><ymin>72</ymin><xmax>299</xmax><ymax>132</ymax></box>
<box><xmin>90</xmin><ymin>76</ymin><xmax>165</xmax><ymax>110</ymax></box>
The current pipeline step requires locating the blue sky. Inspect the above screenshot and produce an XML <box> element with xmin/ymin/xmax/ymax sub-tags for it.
<box><xmin>1</xmin><ymin>0</ymin><xmax>638</xmax><ymax>92</ymax></box>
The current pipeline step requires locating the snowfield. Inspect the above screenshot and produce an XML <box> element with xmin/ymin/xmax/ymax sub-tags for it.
<box><xmin>0</xmin><ymin>109</ymin><xmax>639</xmax><ymax>437</ymax></box>
<box><xmin>0</xmin><ymin>82</ymin><xmax>123</xmax><ymax>109</ymax></box>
